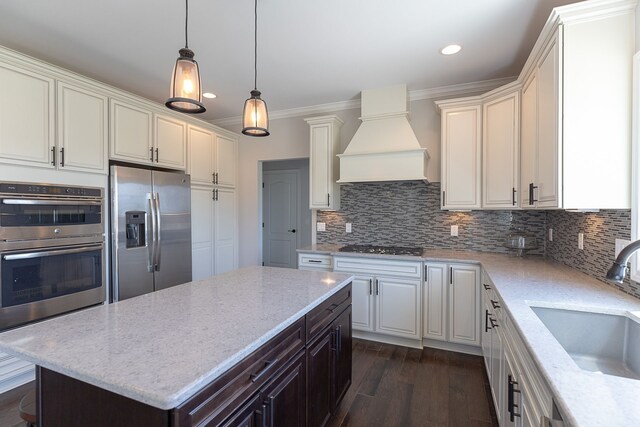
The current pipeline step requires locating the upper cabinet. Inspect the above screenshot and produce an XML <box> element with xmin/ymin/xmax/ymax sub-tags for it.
<box><xmin>110</xmin><ymin>99</ymin><xmax>153</xmax><ymax>164</ymax></box>
<box><xmin>305</xmin><ymin>115</ymin><xmax>343</xmax><ymax>210</ymax></box>
<box><xmin>437</xmin><ymin>100</ymin><xmax>482</xmax><ymax>210</ymax></box>
<box><xmin>187</xmin><ymin>125</ymin><xmax>237</xmax><ymax>188</ymax></box>
<box><xmin>154</xmin><ymin>114</ymin><xmax>187</xmax><ymax>170</ymax></box>
<box><xmin>0</xmin><ymin>63</ymin><xmax>55</xmax><ymax>168</ymax></box>
<box><xmin>214</xmin><ymin>134</ymin><xmax>238</xmax><ymax>188</ymax></box>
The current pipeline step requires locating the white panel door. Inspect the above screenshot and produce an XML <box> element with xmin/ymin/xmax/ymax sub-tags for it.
<box><xmin>188</xmin><ymin>125</ymin><xmax>215</xmax><ymax>186</ymax></box>
<box><xmin>520</xmin><ymin>74</ymin><xmax>538</xmax><ymax>208</ymax></box>
<box><xmin>441</xmin><ymin>106</ymin><xmax>482</xmax><ymax>209</ymax></box>
<box><xmin>214</xmin><ymin>188</ymin><xmax>237</xmax><ymax>275</ymax></box>
<box><xmin>536</xmin><ymin>31</ymin><xmax>561</xmax><ymax>208</ymax></box>
<box><xmin>423</xmin><ymin>263</ymin><xmax>447</xmax><ymax>341</ymax></box>
<box><xmin>155</xmin><ymin>114</ymin><xmax>187</xmax><ymax>170</ymax></box>
<box><xmin>376</xmin><ymin>276</ymin><xmax>421</xmax><ymax>339</ymax></box>
<box><xmin>191</xmin><ymin>186</ymin><xmax>214</xmax><ymax>280</ymax></box>
<box><xmin>483</xmin><ymin>91</ymin><xmax>519</xmax><ymax>208</ymax></box>
<box><xmin>449</xmin><ymin>264</ymin><xmax>480</xmax><ymax>346</ymax></box>
<box><xmin>0</xmin><ymin>63</ymin><xmax>54</xmax><ymax>168</ymax></box>
<box><xmin>110</xmin><ymin>99</ymin><xmax>153</xmax><ymax>164</ymax></box>
<box><xmin>309</xmin><ymin>124</ymin><xmax>330</xmax><ymax>209</ymax></box>
<box><xmin>262</xmin><ymin>171</ymin><xmax>298</xmax><ymax>269</ymax></box>
<box><xmin>351</xmin><ymin>275</ymin><xmax>374</xmax><ymax>332</ymax></box>
<box><xmin>490</xmin><ymin>315</ymin><xmax>504</xmax><ymax>425</ymax></box>
<box><xmin>215</xmin><ymin>134</ymin><xmax>237</xmax><ymax>188</ymax></box>
<box><xmin>57</xmin><ymin>81</ymin><xmax>108</xmax><ymax>173</ymax></box>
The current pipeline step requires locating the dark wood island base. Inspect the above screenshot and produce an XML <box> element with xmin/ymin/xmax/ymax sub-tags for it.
<box><xmin>36</xmin><ymin>283</ymin><xmax>352</xmax><ymax>427</ymax></box>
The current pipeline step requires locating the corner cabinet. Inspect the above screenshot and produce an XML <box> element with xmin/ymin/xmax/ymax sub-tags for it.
<box><xmin>436</xmin><ymin>100</ymin><xmax>482</xmax><ymax>210</ymax></box>
<box><xmin>305</xmin><ymin>115</ymin><xmax>343</xmax><ymax>210</ymax></box>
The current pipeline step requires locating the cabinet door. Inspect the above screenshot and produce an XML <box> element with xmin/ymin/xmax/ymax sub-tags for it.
<box><xmin>57</xmin><ymin>82</ymin><xmax>108</xmax><ymax>173</ymax></box>
<box><xmin>376</xmin><ymin>276</ymin><xmax>421</xmax><ymax>339</ymax></box>
<box><xmin>0</xmin><ymin>63</ymin><xmax>54</xmax><ymax>168</ymax></box>
<box><xmin>351</xmin><ymin>275</ymin><xmax>374</xmax><ymax>332</ymax></box>
<box><xmin>215</xmin><ymin>134</ymin><xmax>237</xmax><ymax>187</ymax></box>
<box><xmin>220</xmin><ymin>393</ymin><xmax>264</xmax><ymax>427</ymax></box>
<box><xmin>332</xmin><ymin>306</ymin><xmax>352</xmax><ymax>411</ymax></box>
<box><xmin>307</xmin><ymin>327</ymin><xmax>332</xmax><ymax>427</ymax></box>
<box><xmin>191</xmin><ymin>187</ymin><xmax>214</xmax><ymax>280</ymax></box>
<box><xmin>481</xmin><ymin>293</ymin><xmax>492</xmax><ymax>375</ymax></box>
<box><xmin>188</xmin><ymin>125</ymin><xmax>215</xmax><ymax>186</ymax></box>
<box><xmin>536</xmin><ymin>31</ymin><xmax>561</xmax><ymax>208</ymax></box>
<box><xmin>215</xmin><ymin>188</ymin><xmax>237</xmax><ymax>275</ymax></box>
<box><xmin>449</xmin><ymin>264</ymin><xmax>480</xmax><ymax>346</ymax></box>
<box><xmin>155</xmin><ymin>114</ymin><xmax>186</xmax><ymax>170</ymax></box>
<box><xmin>309</xmin><ymin>123</ymin><xmax>331</xmax><ymax>209</ymax></box>
<box><xmin>110</xmin><ymin>99</ymin><xmax>153</xmax><ymax>164</ymax></box>
<box><xmin>423</xmin><ymin>263</ymin><xmax>447</xmax><ymax>341</ymax></box>
<box><xmin>483</xmin><ymin>91</ymin><xmax>519</xmax><ymax>208</ymax></box>
<box><xmin>441</xmin><ymin>105</ymin><xmax>482</xmax><ymax>209</ymax></box>
<box><xmin>503</xmin><ymin>350</ymin><xmax>523</xmax><ymax>427</ymax></box>
<box><xmin>490</xmin><ymin>322</ymin><xmax>504</xmax><ymax>426</ymax></box>
<box><xmin>262</xmin><ymin>352</ymin><xmax>306</xmax><ymax>427</ymax></box>
<box><xmin>520</xmin><ymin>74</ymin><xmax>538</xmax><ymax>208</ymax></box>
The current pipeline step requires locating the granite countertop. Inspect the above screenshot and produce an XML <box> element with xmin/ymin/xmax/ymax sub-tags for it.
<box><xmin>298</xmin><ymin>246</ymin><xmax>640</xmax><ymax>426</ymax></box>
<box><xmin>0</xmin><ymin>266</ymin><xmax>353</xmax><ymax>410</ymax></box>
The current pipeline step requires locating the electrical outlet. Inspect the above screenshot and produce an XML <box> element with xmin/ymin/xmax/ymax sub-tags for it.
<box><xmin>548</xmin><ymin>228</ymin><xmax>553</xmax><ymax>242</ymax></box>
<box><xmin>451</xmin><ymin>225</ymin><xmax>459</xmax><ymax>237</ymax></box>
<box><xmin>578</xmin><ymin>232</ymin><xmax>584</xmax><ymax>250</ymax></box>
<box><xmin>346</xmin><ymin>223</ymin><xmax>352</xmax><ymax>233</ymax></box>
<box><xmin>316</xmin><ymin>222</ymin><xmax>326</xmax><ymax>232</ymax></box>
<box><xmin>616</xmin><ymin>239</ymin><xmax>631</xmax><ymax>257</ymax></box>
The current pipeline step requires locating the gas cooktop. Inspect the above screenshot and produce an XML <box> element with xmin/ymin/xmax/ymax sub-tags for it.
<box><xmin>338</xmin><ymin>245</ymin><xmax>423</xmax><ymax>257</ymax></box>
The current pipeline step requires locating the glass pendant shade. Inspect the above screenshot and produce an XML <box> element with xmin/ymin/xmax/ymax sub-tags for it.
<box><xmin>166</xmin><ymin>48</ymin><xmax>206</xmax><ymax>114</ymax></box>
<box><xmin>242</xmin><ymin>90</ymin><xmax>270</xmax><ymax>136</ymax></box>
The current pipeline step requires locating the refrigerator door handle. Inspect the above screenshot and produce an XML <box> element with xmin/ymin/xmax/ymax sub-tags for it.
<box><xmin>147</xmin><ymin>193</ymin><xmax>156</xmax><ymax>273</ymax></box>
<box><xmin>154</xmin><ymin>192</ymin><xmax>162</xmax><ymax>271</ymax></box>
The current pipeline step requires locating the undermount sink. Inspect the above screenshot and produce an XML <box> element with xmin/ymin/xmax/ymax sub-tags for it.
<box><xmin>531</xmin><ymin>306</ymin><xmax>640</xmax><ymax>380</ymax></box>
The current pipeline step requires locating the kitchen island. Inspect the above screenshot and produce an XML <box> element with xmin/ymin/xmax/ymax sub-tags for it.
<box><xmin>0</xmin><ymin>266</ymin><xmax>354</xmax><ymax>426</ymax></box>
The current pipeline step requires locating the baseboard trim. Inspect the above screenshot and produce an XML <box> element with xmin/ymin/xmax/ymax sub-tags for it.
<box><xmin>352</xmin><ymin>331</ymin><xmax>423</xmax><ymax>349</ymax></box>
<box><xmin>422</xmin><ymin>338</ymin><xmax>482</xmax><ymax>356</ymax></box>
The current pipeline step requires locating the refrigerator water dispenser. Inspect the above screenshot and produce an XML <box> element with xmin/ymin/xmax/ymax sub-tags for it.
<box><xmin>125</xmin><ymin>211</ymin><xmax>146</xmax><ymax>248</ymax></box>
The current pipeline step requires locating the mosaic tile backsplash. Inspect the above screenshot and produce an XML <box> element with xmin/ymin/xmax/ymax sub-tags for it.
<box><xmin>316</xmin><ymin>182</ymin><xmax>638</xmax><ymax>299</ymax></box>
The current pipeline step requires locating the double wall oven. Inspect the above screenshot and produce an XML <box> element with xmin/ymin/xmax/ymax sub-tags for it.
<box><xmin>0</xmin><ymin>182</ymin><xmax>106</xmax><ymax>330</ymax></box>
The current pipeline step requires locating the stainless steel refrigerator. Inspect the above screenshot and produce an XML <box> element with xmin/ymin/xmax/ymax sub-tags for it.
<box><xmin>110</xmin><ymin>165</ymin><xmax>192</xmax><ymax>301</ymax></box>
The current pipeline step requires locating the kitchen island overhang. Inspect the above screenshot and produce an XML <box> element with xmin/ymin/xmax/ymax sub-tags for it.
<box><xmin>0</xmin><ymin>266</ymin><xmax>354</xmax><ymax>426</ymax></box>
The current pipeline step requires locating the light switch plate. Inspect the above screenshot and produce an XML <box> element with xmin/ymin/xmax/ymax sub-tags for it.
<box><xmin>316</xmin><ymin>222</ymin><xmax>326</xmax><ymax>232</ymax></box>
<box><xmin>616</xmin><ymin>239</ymin><xmax>631</xmax><ymax>257</ymax></box>
<box><xmin>578</xmin><ymin>232</ymin><xmax>584</xmax><ymax>250</ymax></box>
<box><xmin>451</xmin><ymin>225</ymin><xmax>458</xmax><ymax>237</ymax></box>
<box><xmin>548</xmin><ymin>228</ymin><xmax>553</xmax><ymax>242</ymax></box>
<box><xmin>346</xmin><ymin>223</ymin><xmax>352</xmax><ymax>233</ymax></box>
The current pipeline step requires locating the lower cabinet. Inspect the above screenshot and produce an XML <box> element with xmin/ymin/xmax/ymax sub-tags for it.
<box><xmin>481</xmin><ymin>274</ymin><xmax>504</xmax><ymax>425</ymax></box>
<box><xmin>261</xmin><ymin>352</ymin><xmax>306</xmax><ymax>427</ymax></box>
<box><xmin>423</xmin><ymin>262</ymin><xmax>481</xmax><ymax>347</ymax></box>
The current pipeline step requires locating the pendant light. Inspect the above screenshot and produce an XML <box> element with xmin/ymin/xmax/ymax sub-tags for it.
<box><xmin>166</xmin><ymin>0</ymin><xmax>206</xmax><ymax>114</ymax></box>
<box><xmin>242</xmin><ymin>0</ymin><xmax>270</xmax><ymax>136</ymax></box>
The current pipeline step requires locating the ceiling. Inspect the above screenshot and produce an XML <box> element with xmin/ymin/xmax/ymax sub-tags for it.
<box><xmin>0</xmin><ymin>0</ymin><xmax>580</xmax><ymax>121</ymax></box>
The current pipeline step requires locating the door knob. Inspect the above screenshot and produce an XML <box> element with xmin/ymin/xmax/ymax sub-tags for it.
<box><xmin>288</xmin><ymin>229</ymin><xmax>296</xmax><ymax>233</ymax></box>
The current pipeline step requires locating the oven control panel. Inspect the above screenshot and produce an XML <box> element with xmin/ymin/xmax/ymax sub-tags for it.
<box><xmin>0</xmin><ymin>182</ymin><xmax>102</xmax><ymax>198</ymax></box>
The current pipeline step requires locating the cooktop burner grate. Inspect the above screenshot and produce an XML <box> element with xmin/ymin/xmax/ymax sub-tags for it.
<box><xmin>338</xmin><ymin>245</ymin><xmax>423</xmax><ymax>257</ymax></box>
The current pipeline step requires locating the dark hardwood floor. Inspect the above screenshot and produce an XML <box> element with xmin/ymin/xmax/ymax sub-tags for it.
<box><xmin>328</xmin><ymin>339</ymin><xmax>499</xmax><ymax>427</ymax></box>
<box><xmin>0</xmin><ymin>340</ymin><xmax>497</xmax><ymax>427</ymax></box>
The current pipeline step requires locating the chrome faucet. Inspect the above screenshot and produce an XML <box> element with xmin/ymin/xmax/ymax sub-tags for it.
<box><xmin>606</xmin><ymin>239</ymin><xmax>640</xmax><ymax>283</ymax></box>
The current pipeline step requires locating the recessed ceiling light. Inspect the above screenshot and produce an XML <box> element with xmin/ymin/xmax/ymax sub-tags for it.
<box><xmin>441</xmin><ymin>44</ymin><xmax>462</xmax><ymax>55</ymax></box>
<box><xmin>203</xmin><ymin>92</ymin><xmax>217</xmax><ymax>99</ymax></box>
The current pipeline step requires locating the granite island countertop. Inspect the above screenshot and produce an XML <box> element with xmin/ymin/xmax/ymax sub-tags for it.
<box><xmin>0</xmin><ymin>266</ymin><xmax>353</xmax><ymax>410</ymax></box>
<box><xmin>298</xmin><ymin>245</ymin><xmax>640</xmax><ymax>426</ymax></box>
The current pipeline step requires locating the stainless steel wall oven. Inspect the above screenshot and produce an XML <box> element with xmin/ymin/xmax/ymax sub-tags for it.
<box><xmin>0</xmin><ymin>182</ymin><xmax>106</xmax><ymax>330</ymax></box>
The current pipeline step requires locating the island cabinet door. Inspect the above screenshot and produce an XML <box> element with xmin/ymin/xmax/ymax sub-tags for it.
<box><xmin>220</xmin><ymin>394</ymin><xmax>264</xmax><ymax>427</ymax></box>
<box><xmin>332</xmin><ymin>306</ymin><xmax>352</xmax><ymax>411</ymax></box>
<box><xmin>307</xmin><ymin>327</ymin><xmax>333</xmax><ymax>427</ymax></box>
<box><xmin>261</xmin><ymin>351</ymin><xmax>306</xmax><ymax>427</ymax></box>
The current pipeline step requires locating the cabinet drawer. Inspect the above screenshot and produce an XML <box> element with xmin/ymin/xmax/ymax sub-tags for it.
<box><xmin>298</xmin><ymin>253</ymin><xmax>333</xmax><ymax>270</ymax></box>
<box><xmin>172</xmin><ymin>318</ymin><xmax>305</xmax><ymax>427</ymax></box>
<box><xmin>334</xmin><ymin>257</ymin><xmax>422</xmax><ymax>279</ymax></box>
<box><xmin>306</xmin><ymin>283</ymin><xmax>352</xmax><ymax>344</ymax></box>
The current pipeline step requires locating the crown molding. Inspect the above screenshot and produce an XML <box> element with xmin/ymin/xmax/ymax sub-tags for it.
<box><xmin>210</xmin><ymin>76</ymin><xmax>517</xmax><ymax>127</ymax></box>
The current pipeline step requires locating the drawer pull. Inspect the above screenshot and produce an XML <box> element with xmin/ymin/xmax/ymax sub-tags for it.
<box><xmin>308</xmin><ymin>259</ymin><xmax>322</xmax><ymax>263</ymax></box>
<box><xmin>327</xmin><ymin>303</ymin><xmax>339</xmax><ymax>313</ymax></box>
<box><xmin>250</xmin><ymin>359</ymin><xmax>277</xmax><ymax>383</ymax></box>
<box><xmin>491</xmin><ymin>300</ymin><xmax>501</xmax><ymax>309</ymax></box>
<box><xmin>490</xmin><ymin>318</ymin><xmax>499</xmax><ymax>328</ymax></box>
<box><xmin>483</xmin><ymin>283</ymin><xmax>491</xmax><ymax>290</ymax></box>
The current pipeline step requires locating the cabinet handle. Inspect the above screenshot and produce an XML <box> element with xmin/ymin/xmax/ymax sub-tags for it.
<box><xmin>485</xmin><ymin>309</ymin><xmax>491</xmax><ymax>332</ymax></box>
<box><xmin>424</xmin><ymin>266</ymin><xmax>428</xmax><ymax>283</ymax></box>
<box><xmin>369</xmin><ymin>278</ymin><xmax>373</xmax><ymax>295</ymax></box>
<box><xmin>256</xmin><ymin>405</ymin><xmax>267</xmax><ymax>427</ymax></box>
<box><xmin>51</xmin><ymin>147</ymin><xmax>56</xmax><ymax>166</ymax></box>
<box><xmin>155</xmin><ymin>148</ymin><xmax>159</xmax><ymax>163</ymax></box>
<box><xmin>308</xmin><ymin>259</ymin><xmax>322</xmax><ymax>263</ymax></box>
<box><xmin>508</xmin><ymin>375</ymin><xmax>522</xmax><ymax>421</ymax></box>
<box><xmin>327</xmin><ymin>193</ymin><xmax>330</xmax><ymax>207</ymax></box>
<box><xmin>215</xmin><ymin>172</ymin><xmax>219</xmax><ymax>184</ymax></box>
<box><xmin>491</xmin><ymin>299</ymin><xmax>501</xmax><ymax>309</ymax></box>
<box><xmin>528</xmin><ymin>183</ymin><xmax>538</xmax><ymax>205</ymax></box>
<box><xmin>212</xmin><ymin>189</ymin><xmax>215</xmax><ymax>200</ymax></box>
<box><xmin>216</xmin><ymin>189</ymin><xmax>219</xmax><ymax>201</ymax></box>
<box><xmin>490</xmin><ymin>318</ymin><xmax>499</xmax><ymax>328</ymax></box>
<box><xmin>512</xmin><ymin>187</ymin><xmax>516</xmax><ymax>206</ymax></box>
<box><xmin>250</xmin><ymin>359</ymin><xmax>277</xmax><ymax>383</ymax></box>
<box><xmin>442</xmin><ymin>190</ymin><xmax>446</xmax><ymax>206</ymax></box>
<box><xmin>375</xmin><ymin>279</ymin><xmax>379</xmax><ymax>296</ymax></box>
<box><xmin>336</xmin><ymin>325</ymin><xmax>342</xmax><ymax>353</ymax></box>
<box><xmin>149</xmin><ymin>147</ymin><xmax>154</xmax><ymax>161</ymax></box>
<box><xmin>60</xmin><ymin>147</ymin><xmax>65</xmax><ymax>167</ymax></box>
<box><xmin>483</xmin><ymin>283</ymin><xmax>491</xmax><ymax>290</ymax></box>
<box><xmin>212</xmin><ymin>173</ymin><xmax>215</xmax><ymax>184</ymax></box>
<box><xmin>449</xmin><ymin>267</ymin><xmax>453</xmax><ymax>285</ymax></box>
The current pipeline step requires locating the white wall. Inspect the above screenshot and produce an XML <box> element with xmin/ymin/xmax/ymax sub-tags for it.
<box><xmin>222</xmin><ymin>97</ymin><xmax>445</xmax><ymax>267</ymax></box>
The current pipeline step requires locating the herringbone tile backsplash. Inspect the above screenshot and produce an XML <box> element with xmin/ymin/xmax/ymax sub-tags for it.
<box><xmin>316</xmin><ymin>181</ymin><xmax>639</xmax><ymax>299</ymax></box>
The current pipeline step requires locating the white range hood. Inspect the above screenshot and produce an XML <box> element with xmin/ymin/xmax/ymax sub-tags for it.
<box><xmin>337</xmin><ymin>84</ymin><xmax>429</xmax><ymax>183</ymax></box>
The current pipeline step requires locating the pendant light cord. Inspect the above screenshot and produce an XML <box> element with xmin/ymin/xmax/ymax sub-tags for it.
<box><xmin>185</xmin><ymin>0</ymin><xmax>189</xmax><ymax>48</ymax></box>
<box><xmin>254</xmin><ymin>0</ymin><xmax>258</xmax><ymax>90</ymax></box>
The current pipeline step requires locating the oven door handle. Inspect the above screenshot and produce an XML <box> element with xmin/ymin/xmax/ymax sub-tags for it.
<box><xmin>2</xmin><ymin>198</ymin><xmax>102</xmax><ymax>206</ymax></box>
<box><xmin>3</xmin><ymin>244</ymin><xmax>103</xmax><ymax>261</ymax></box>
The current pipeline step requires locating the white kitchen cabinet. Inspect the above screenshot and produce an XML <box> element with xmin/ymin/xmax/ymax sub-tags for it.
<box><xmin>520</xmin><ymin>74</ymin><xmax>537</xmax><ymax>208</ymax></box>
<box><xmin>215</xmin><ymin>134</ymin><xmax>238</xmax><ymax>188</ymax></box>
<box><xmin>0</xmin><ymin>62</ymin><xmax>55</xmax><ymax>168</ymax></box>
<box><xmin>57</xmin><ymin>81</ymin><xmax>108</xmax><ymax>173</ymax></box>
<box><xmin>437</xmin><ymin>101</ymin><xmax>482</xmax><ymax>210</ymax></box>
<box><xmin>188</xmin><ymin>125</ymin><xmax>237</xmax><ymax>188</ymax></box>
<box><xmin>154</xmin><ymin>114</ymin><xmax>187</xmax><ymax>170</ymax></box>
<box><xmin>423</xmin><ymin>263</ymin><xmax>447</xmax><ymax>341</ymax></box>
<box><xmin>482</xmin><ymin>87</ymin><xmax>520</xmax><ymax>209</ymax></box>
<box><xmin>297</xmin><ymin>253</ymin><xmax>333</xmax><ymax>271</ymax></box>
<box><xmin>214</xmin><ymin>187</ymin><xmax>237</xmax><ymax>274</ymax></box>
<box><xmin>305</xmin><ymin>115</ymin><xmax>343</xmax><ymax>210</ymax></box>
<box><xmin>334</xmin><ymin>256</ymin><xmax>422</xmax><ymax>341</ymax></box>
<box><xmin>110</xmin><ymin>98</ymin><xmax>153</xmax><ymax>164</ymax></box>
<box><xmin>482</xmin><ymin>275</ymin><xmax>504</xmax><ymax>425</ymax></box>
